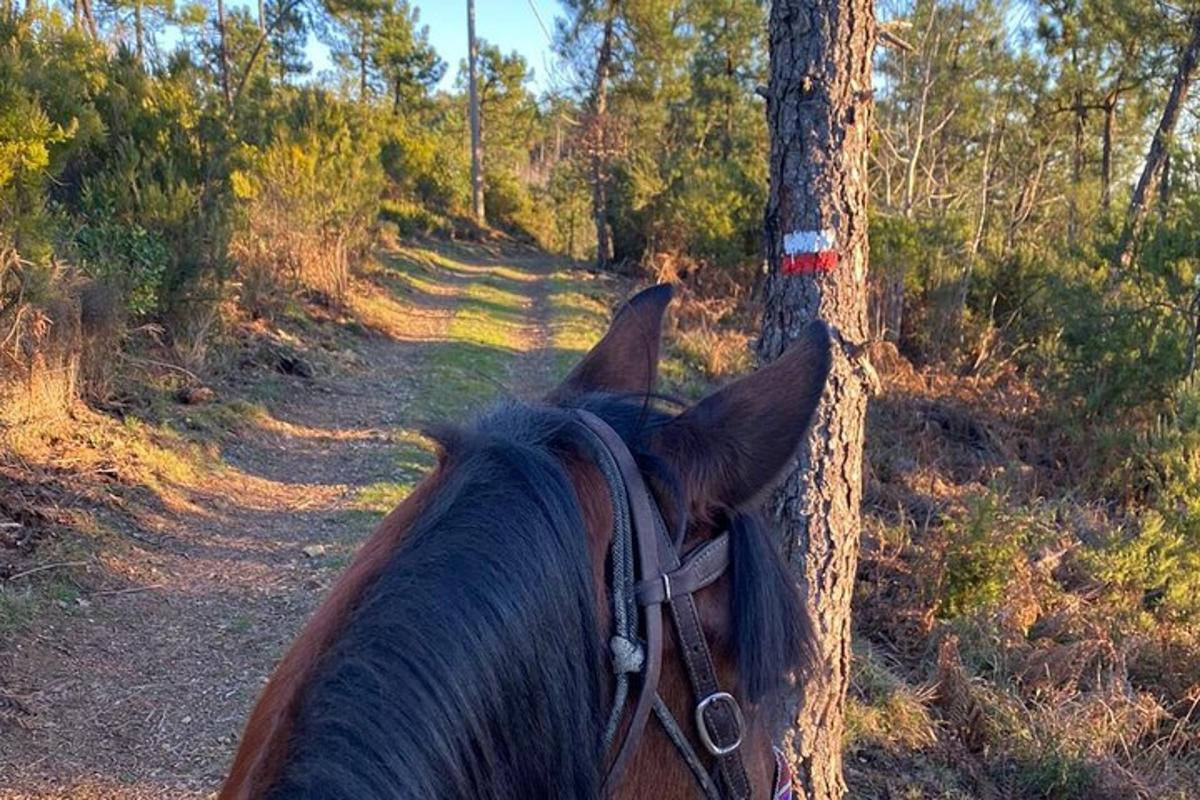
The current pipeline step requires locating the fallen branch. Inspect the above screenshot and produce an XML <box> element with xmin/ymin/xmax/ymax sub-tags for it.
<box><xmin>87</xmin><ymin>583</ymin><xmax>166</xmax><ymax>597</ymax></box>
<box><xmin>115</xmin><ymin>352</ymin><xmax>200</xmax><ymax>382</ymax></box>
<box><xmin>5</xmin><ymin>560</ymin><xmax>89</xmax><ymax>582</ymax></box>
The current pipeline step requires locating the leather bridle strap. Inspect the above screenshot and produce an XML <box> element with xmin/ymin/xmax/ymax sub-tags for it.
<box><xmin>576</xmin><ymin>411</ymin><xmax>751</xmax><ymax>800</ymax></box>
<box><xmin>655</xmin><ymin>531</ymin><xmax>752</xmax><ymax>798</ymax></box>
<box><xmin>635</xmin><ymin>534</ymin><xmax>730</xmax><ymax>605</ymax></box>
<box><xmin>577</xmin><ymin>411</ymin><xmax>665</xmax><ymax>797</ymax></box>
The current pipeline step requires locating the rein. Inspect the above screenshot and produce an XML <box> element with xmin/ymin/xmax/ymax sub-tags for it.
<box><xmin>575</xmin><ymin>410</ymin><xmax>754</xmax><ymax>799</ymax></box>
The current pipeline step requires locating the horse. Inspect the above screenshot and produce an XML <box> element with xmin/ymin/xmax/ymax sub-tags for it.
<box><xmin>219</xmin><ymin>284</ymin><xmax>832</xmax><ymax>799</ymax></box>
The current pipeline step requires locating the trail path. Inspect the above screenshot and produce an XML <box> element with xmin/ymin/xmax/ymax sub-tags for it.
<box><xmin>0</xmin><ymin>243</ymin><xmax>610</xmax><ymax>799</ymax></box>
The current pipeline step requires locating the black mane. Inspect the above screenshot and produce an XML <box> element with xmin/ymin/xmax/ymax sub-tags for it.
<box><xmin>268</xmin><ymin>394</ymin><xmax>808</xmax><ymax>799</ymax></box>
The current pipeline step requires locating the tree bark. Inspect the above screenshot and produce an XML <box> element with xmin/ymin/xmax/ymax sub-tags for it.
<box><xmin>78</xmin><ymin>0</ymin><xmax>98</xmax><ymax>38</ymax></box>
<box><xmin>1069</xmin><ymin>87</ymin><xmax>1085</xmax><ymax>244</ymax></box>
<box><xmin>1101</xmin><ymin>93</ymin><xmax>1116</xmax><ymax>213</ymax></box>
<box><xmin>134</xmin><ymin>0</ymin><xmax>145</xmax><ymax>63</ymax></box>
<box><xmin>1116</xmin><ymin>15</ymin><xmax>1200</xmax><ymax>271</ymax></box>
<box><xmin>589</xmin><ymin>2</ymin><xmax>617</xmax><ymax>268</ymax></box>
<box><xmin>758</xmin><ymin>1</ymin><xmax>875</xmax><ymax>798</ymax></box>
<box><xmin>1159</xmin><ymin>152</ymin><xmax>1171</xmax><ymax>219</ymax></box>
<box><xmin>467</xmin><ymin>0</ymin><xmax>485</xmax><ymax>225</ymax></box>
<box><xmin>359</xmin><ymin>13</ymin><xmax>370</xmax><ymax>103</ymax></box>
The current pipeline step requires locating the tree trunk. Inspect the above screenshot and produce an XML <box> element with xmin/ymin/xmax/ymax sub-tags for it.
<box><xmin>467</xmin><ymin>0</ymin><xmax>485</xmax><ymax>225</ymax></box>
<box><xmin>968</xmin><ymin>107</ymin><xmax>997</xmax><ymax>257</ymax></box>
<box><xmin>216</xmin><ymin>0</ymin><xmax>232</xmax><ymax>109</ymax></box>
<box><xmin>589</xmin><ymin>3</ymin><xmax>617</xmax><ymax>268</ymax></box>
<box><xmin>134</xmin><ymin>0</ymin><xmax>145</xmax><ymax>63</ymax></box>
<box><xmin>902</xmin><ymin>5</ymin><xmax>939</xmax><ymax>220</ymax></box>
<box><xmin>78</xmin><ymin>0</ymin><xmax>98</xmax><ymax>38</ymax></box>
<box><xmin>359</xmin><ymin>14</ymin><xmax>370</xmax><ymax>103</ymax></box>
<box><xmin>722</xmin><ymin>11</ymin><xmax>734</xmax><ymax>159</ymax></box>
<box><xmin>1101</xmin><ymin>94</ymin><xmax>1116</xmax><ymax>213</ymax></box>
<box><xmin>758</xmin><ymin>0</ymin><xmax>875</xmax><ymax>798</ymax></box>
<box><xmin>1159</xmin><ymin>152</ymin><xmax>1171</xmax><ymax>219</ymax></box>
<box><xmin>1069</xmin><ymin>88</ymin><xmax>1085</xmax><ymax>244</ymax></box>
<box><xmin>1116</xmin><ymin>15</ymin><xmax>1200</xmax><ymax>271</ymax></box>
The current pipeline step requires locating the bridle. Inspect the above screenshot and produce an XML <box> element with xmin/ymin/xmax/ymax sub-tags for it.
<box><xmin>576</xmin><ymin>411</ymin><xmax>789</xmax><ymax>799</ymax></box>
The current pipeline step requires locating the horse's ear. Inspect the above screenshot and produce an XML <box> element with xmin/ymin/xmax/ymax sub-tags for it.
<box><xmin>655</xmin><ymin>321</ymin><xmax>832</xmax><ymax>511</ymax></box>
<box><xmin>547</xmin><ymin>284</ymin><xmax>673</xmax><ymax>401</ymax></box>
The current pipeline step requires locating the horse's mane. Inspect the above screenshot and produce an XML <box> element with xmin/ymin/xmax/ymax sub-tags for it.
<box><xmin>258</xmin><ymin>394</ymin><xmax>810</xmax><ymax>798</ymax></box>
<box><xmin>268</xmin><ymin>402</ymin><xmax>608</xmax><ymax>798</ymax></box>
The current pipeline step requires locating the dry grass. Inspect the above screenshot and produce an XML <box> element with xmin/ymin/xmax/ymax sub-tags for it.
<box><xmin>851</xmin><ymin>347</ymin><xmax>1200</xmax><ymax>799</ymax></box>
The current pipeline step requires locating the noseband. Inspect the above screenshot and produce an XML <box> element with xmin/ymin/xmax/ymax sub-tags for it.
<box><xmin>576</xmin><ymin>411</ymin><xmax>783</xmax><ymax>800</ymax></box>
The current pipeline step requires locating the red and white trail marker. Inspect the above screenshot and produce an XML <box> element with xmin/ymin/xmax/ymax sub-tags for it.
<box><xmin>782</xmin><ymin>229</ymin><xmax>838</xmax><ymax>274</ymax></box>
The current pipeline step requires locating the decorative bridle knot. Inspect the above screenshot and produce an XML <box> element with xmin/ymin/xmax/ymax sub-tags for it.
<box><xmin>610</xmin><ymin>635</ymin><xmax>644</xmax><ymax>675</ymax></box>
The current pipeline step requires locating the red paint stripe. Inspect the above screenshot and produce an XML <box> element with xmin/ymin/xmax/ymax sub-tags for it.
<box><xmin>782</xmin><ymin>251</ymin><xmax>838</xmax><ymax>274</ymax></box>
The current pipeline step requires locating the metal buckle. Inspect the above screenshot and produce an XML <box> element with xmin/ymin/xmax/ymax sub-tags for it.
<box><xmin>695</xmin><ymin>691</ymin><xmax>745</xmax><ymax>757</ymax></box>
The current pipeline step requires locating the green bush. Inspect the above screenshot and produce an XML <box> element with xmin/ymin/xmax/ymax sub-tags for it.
<box><xmin>379</xmin><ymin>114</ymin><xmax>469</xmax><ymax>214</ymax></box>
<box><xmin>73</xmin><ymin>216</ymin><xmax>168</xmax><ymax>318</ymax></box>
<box><xmin>483</xmin><ymin>166</ymin><xmax>534</xmax><ymax>234</ymax></box>
<box><xmin>378</xmin><ymin>198</ymin><xmax>450</xmax><ymax>238</ymax></box>
<box><xmin>231</xmin><ymin>94</ymin><xmax>383</xmax><ymax>306</ymax></box>
<box><xmin>938</xmin><ymin>494</ymin><xmax>1029</xmax><ymax>618</ymax></box>
<box><xmin>1082</xmin><ymin>381</ymin><xmax>1200</xmax><ymax>625</ymax></box>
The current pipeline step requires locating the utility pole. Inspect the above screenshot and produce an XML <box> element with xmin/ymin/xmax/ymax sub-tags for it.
<box><xmin>467</xmin><ymin>0</ymin><xmax>485</xmax><ymax>226</ymax></box>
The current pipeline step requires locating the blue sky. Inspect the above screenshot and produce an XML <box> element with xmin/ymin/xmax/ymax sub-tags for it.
<box><xmin>418</xmin><ymin>1</ymin><xmax>559</xmax><ymax>93</ymax></box>
<box><xmin>305</xmin><ymin>1</ymin><xmax>560</xmax><ymax>95</ymax></box>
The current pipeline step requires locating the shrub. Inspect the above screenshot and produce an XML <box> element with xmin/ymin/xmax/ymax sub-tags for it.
<box><xmin>938</xmin><ymin>494</ymin><xmax>1029</xmax><ymax>618</ymax></box>
<box><xmin>379</xmin><ymin>130</ymin><xmax>468</xmax><ymax>214</ymax></box>
<box><xmin>483</xmin><ymin>166</ymin><xmax>533</xmax><ymax>234</ymax></box>
<box><xmin>231</xmin><ymin>99</ymin><xmax>383</xmax><ymax>308</ymax></box>
<box><xmin>379</xmin><ymin>199</ymin><xmax>451</xmax><ymax>238</ymax></box>
<box><xmin>73</xmin><ymin>216</ymin><xmax>168</xmax><ymax>319</ymax></box>
<box><xmin>1082</xmin><ymin>381</ymin><xmax>1200</xmax><ymax>626</ymax></box>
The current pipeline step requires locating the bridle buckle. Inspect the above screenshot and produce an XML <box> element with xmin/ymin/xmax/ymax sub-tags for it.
<box><xmin>695</xmin><ymin>691</ymin><xmax>745</xmax><ymax>757</ymax></box>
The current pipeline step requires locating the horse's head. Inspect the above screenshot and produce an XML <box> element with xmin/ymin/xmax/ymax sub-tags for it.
<box><xmin>542</xmin><ymin>284</ymin><xmax>830</xmax><ymax>799</ymax></box>
<box><xmin>220</xmin><ymin>284</ymin><xmax>829</xmax><ymax>800</ymax></box>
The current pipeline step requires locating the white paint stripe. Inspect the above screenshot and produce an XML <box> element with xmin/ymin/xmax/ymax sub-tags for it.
<box><xmin>783</xmin><ymin>229</ymin><xmax>837</xmax><ymax>254</ymax></box>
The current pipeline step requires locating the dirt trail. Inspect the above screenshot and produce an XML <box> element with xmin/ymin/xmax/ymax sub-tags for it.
<box><xmin>0</xmin><ymin>243</ymin><xmax>597</xmax><ymax>799</ymax></box>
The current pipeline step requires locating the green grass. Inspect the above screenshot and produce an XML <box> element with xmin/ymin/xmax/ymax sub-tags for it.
<box><xmin>412</xmin><ymin>273</ymin><xmax>531</xmax><ymax>417</ymax></box>
<box><xmin>0</xmin><ymin>584</ymin><xmax>41</xmax><ymax>631</ymax></box>
<box><xmin>177</xmin><ymin>399</ymin><xmax>269</xmax><ymax>437</ymax></box>
<box><xmin>1</xmin><ymin>573</ymin><xmax>85</xmax><ymax>633</ymax></box>
<box><xmin>355</xmin><ymin>480</ymin><xmax>417</xmax><ymax>515</ymax></box>
<box><xmin>341</xmin><ymin>433</ymin><xmax>439</xmax><ymax>541</ymax></box>
<box><xmin>547</xmin><ymin>272</ymin><xmax>610</xmax><ymax>375</ymax></box>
